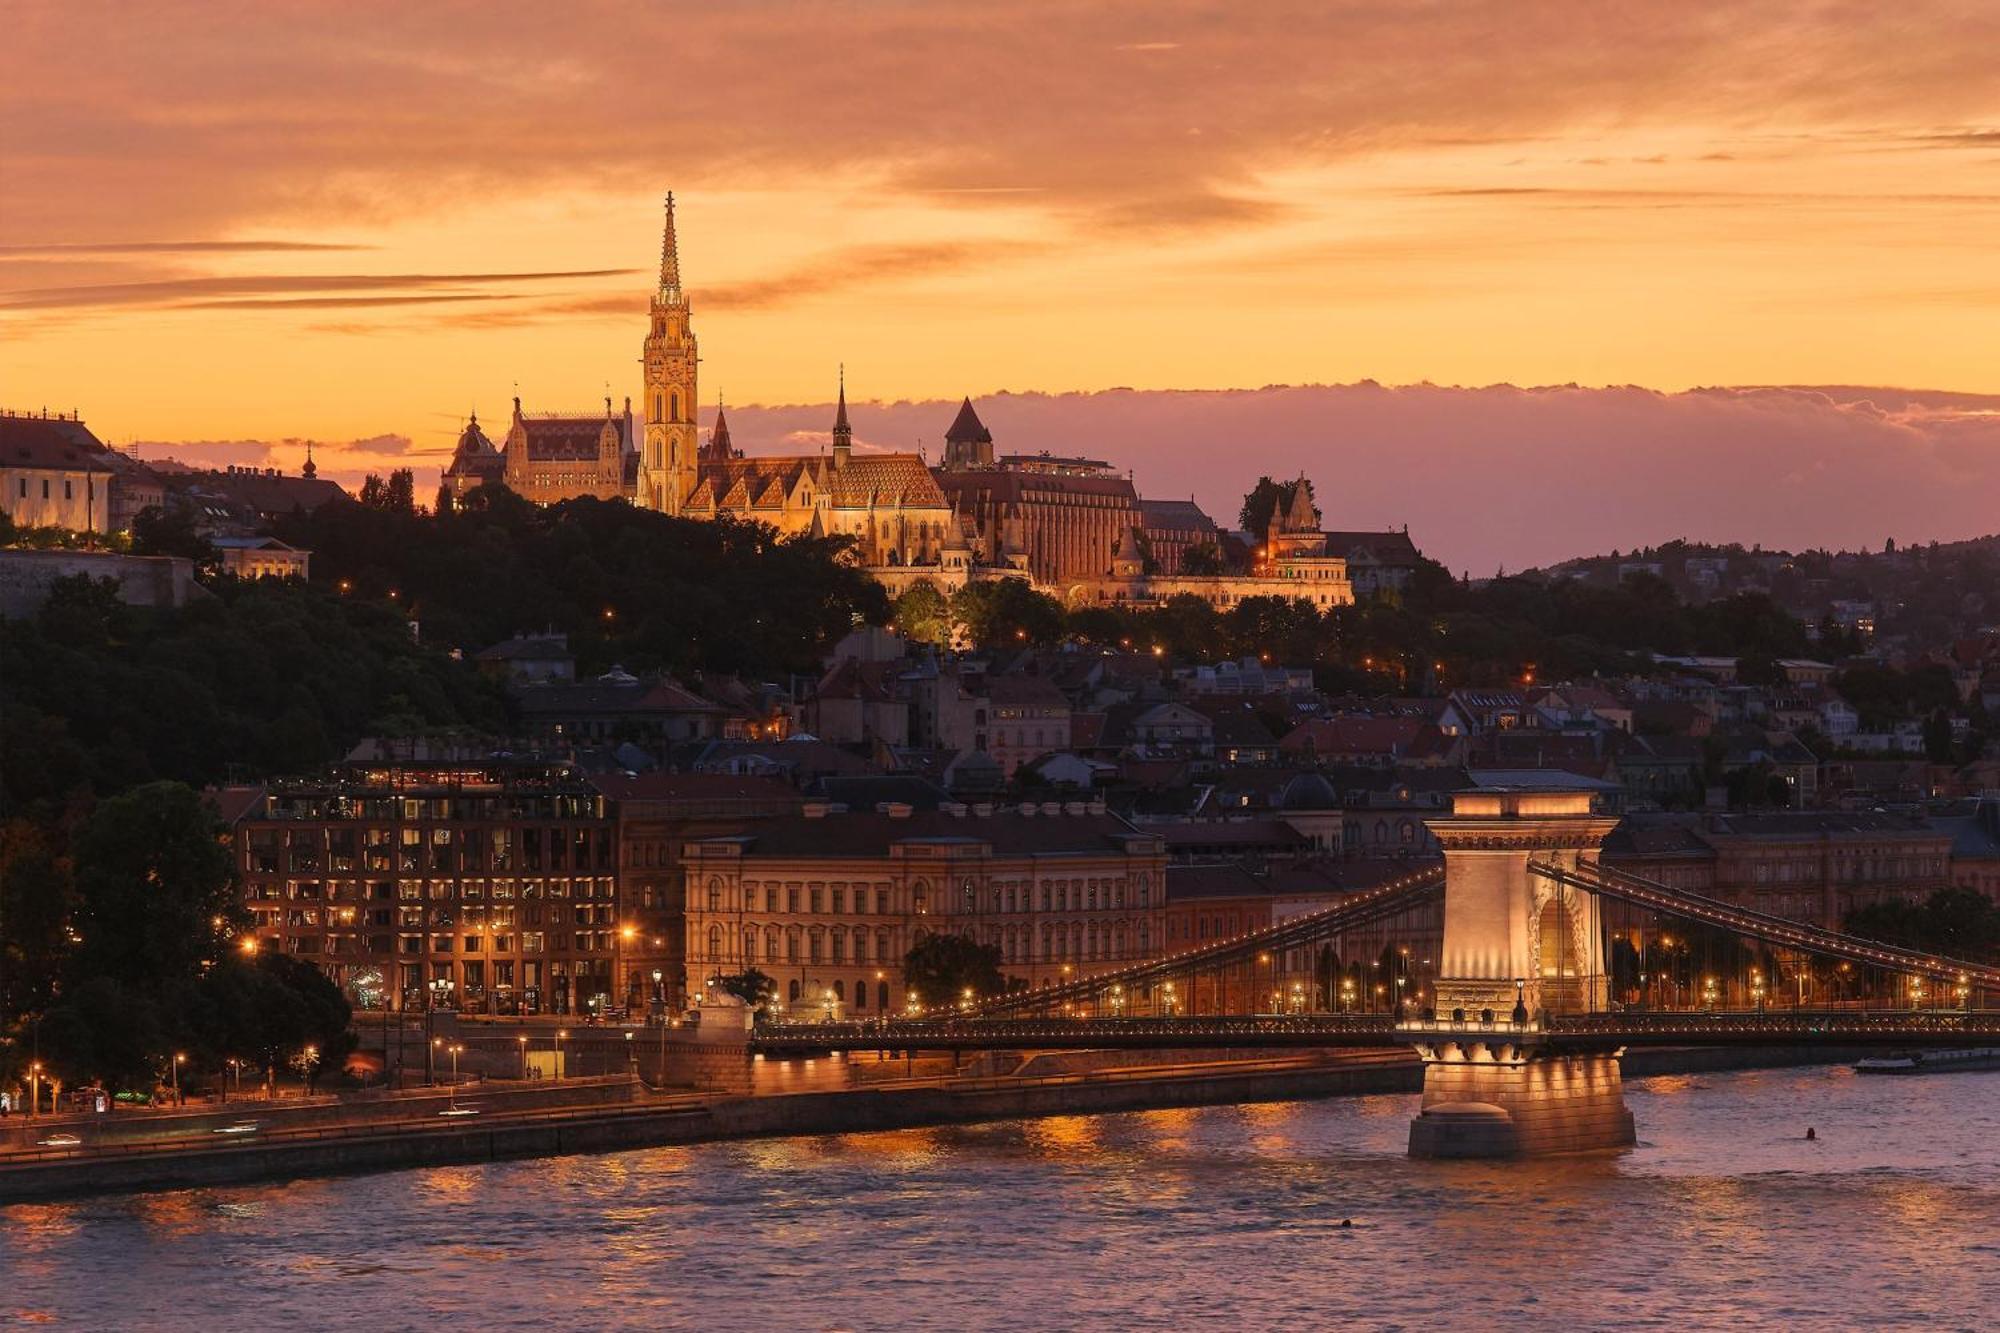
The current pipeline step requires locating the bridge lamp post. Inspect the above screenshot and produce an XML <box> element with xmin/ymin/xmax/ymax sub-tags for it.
<box><xmin>1340</xmin><ymin>979</ymin><xmax>1355</xmax><ymax>1013</ymax></box>
<box><xmin>1909</xmin><ymin>978</ymin><xmax>1926</xmax><ymax>1011</ymax></box>
<box><xmin>1750</xmin><ymin>972</ymin><xmax>1766</xmax><ymax>1012</ymax></box>
<box><xmin>1289</xmin><ymin>982</ymin><xmax>1304</xmax><ymax>1015</ymax></box>
<box><xmin>1163</xmin><ymin>981</ymin><xmax>1178</xmax><ymax>1017</ymax></box>
<box><xmin>1958</xmin><ymin>974</ymin><xmax>1972</xmax><ymax>1011</ymax></box>
<box><xmin>1701</xmin><ymin>976</ymin><xmax>1718</xmax><ymax>1011</ymax></box>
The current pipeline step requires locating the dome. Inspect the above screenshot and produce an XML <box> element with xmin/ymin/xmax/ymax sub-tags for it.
<box><xmin>456</xmin><ymin>415</ymin><xmax>497</xmax><ymax>456</ymax></box>
<box><xmin>1279</xmin><ymin>772</ymin><xmax>1339</xmax><ymax>811</ymax></box>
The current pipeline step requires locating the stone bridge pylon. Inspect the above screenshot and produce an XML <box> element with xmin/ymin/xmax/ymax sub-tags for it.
<box><xmin>1404</xmin><ymin>787</ymin><xmax>1636</xmax><ymax>1158</ymax></box>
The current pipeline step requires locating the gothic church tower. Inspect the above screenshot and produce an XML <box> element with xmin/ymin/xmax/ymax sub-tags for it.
<box><xmin>640</xmin><ymin>193</ymin><xmax>698</xmax><ymax>512</ymax></box>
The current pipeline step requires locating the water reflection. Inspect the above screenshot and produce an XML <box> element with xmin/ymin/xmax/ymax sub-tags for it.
<box><xmin>4</xmin><ymin>1069</ymin><xmax>2000</xmax><ymax>1328</ymax></box>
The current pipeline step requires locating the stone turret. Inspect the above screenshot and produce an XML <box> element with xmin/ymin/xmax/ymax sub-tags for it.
<box><xmin>942</xmin><ymin>396</ymin><xmax>994</xmax><ymax>471</ymax></box>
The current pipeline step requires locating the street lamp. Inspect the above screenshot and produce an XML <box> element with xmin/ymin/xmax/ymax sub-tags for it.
<box><xmin>28</xmin><ymin>1061</ymin><xmax>41</xmax><ymax>1120</ymax></box>
<box><xmin>171</xmin><ymin>1052</ymin><xmax>185</xmax><ymax>1107</ymax></box>
<box><xmin>517</xmin><ymin>1035</ymin><xmax>529</xmax><ymax>1080</ymax></box>
<box><xmin>555</xmin><ymin>1029</ymin><xmax>568</xmax><ymax>1080</ymax></box>
<box><xmin>446</xmin><ymin>1043</ymin><xmax>464</xmax><ymax>1111</ymax></box>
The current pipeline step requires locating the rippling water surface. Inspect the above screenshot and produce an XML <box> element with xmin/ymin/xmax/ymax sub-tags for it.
<box><xmin>6</xmin><ymin>1066</ymin><xmax>2000</xmax><ymax>1329</ymax></box>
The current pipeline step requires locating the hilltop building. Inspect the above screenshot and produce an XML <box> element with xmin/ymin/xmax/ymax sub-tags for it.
<box><xmin>439</xmin><ymin>196</ymin><xmax>1422</xmax><ymax>610</ymax></box>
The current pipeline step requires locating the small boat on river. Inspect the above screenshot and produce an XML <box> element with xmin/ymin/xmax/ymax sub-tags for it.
<box><xmin>1854</xmin><ymin>1048</ymin><xmax>2000</xmax><ymax>1075</ymax></box>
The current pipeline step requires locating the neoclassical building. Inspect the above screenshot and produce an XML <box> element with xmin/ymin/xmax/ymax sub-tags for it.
<box><xmin>680</xmin><ymin>800</ymin><xmax>1169</xmax><ymax>1013</ymax></box>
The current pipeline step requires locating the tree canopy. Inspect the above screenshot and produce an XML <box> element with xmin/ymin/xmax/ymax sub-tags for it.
<box><xmin>903</xmin><ymin>932</ymin><xmax>1007</xmax><ymax>1006</ymax></box>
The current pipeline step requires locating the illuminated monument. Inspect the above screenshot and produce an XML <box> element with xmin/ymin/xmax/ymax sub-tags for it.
<box><xmin>1404</xmin><ymin>787</ymin><xmax>1636</xmax><ymax>1158</ymax></box>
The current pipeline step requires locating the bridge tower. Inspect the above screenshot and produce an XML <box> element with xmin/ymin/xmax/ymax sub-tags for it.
<box><xmin>1405</xmin><ymin>787</ymin><xmax>1635</xmax><ymax>1158</ymax></box>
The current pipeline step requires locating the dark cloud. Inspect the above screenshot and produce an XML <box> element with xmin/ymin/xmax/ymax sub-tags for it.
<box><xmin>0</xmin><ymin>269</ymin><xmax>637</xmax><ymax>311</ymax></box>
<box><xmin>177</xmin><ymin>293</ymin><xmax>527</xmax><ymax>311</ymax></box>
<box><xmin>9</xmin><ymin>2</ymin><xmax>1999</xmax><ymax>246</ymax></box>
<box><xmin>0</xmin><ymin>240</ymin><xmax>370</xmax><ymax>255</ymax></box>
<box><xmin>705</xmin><ymin>241</ymin><xmax>1049</xmax><ymax>311</ymax></box>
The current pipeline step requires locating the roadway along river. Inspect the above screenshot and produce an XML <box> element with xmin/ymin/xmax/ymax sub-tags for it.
<box><xmin>5</xmin><ymin>1065</ymin><xmax>2000</xmax><ymax>1329</ymax></box>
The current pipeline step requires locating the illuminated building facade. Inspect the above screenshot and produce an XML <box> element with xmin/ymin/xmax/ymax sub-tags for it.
<box><xmin>232</xmin><ymin>761</ymin><xmax>619</xmax><ymax>1017</ymax></box>
<box><xmin>680</xmin><ymin>800</ymin><xmax>1168</xmax><ymax>1013</ymax></box>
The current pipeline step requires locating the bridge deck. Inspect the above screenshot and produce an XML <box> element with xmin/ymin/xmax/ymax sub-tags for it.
<box><xmin>750</xmin><ymin>1009</ymin><xmax>2000</xmax><ymax>1054</ymax></box>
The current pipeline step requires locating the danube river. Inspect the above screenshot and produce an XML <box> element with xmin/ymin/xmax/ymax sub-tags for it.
<box><xmin>6</xmin><ymin>1066</ymin><xmax>2000</xmax><ymax>1329</ymax></box>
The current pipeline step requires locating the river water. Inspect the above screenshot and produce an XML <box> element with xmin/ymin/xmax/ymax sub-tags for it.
<box><xmin>5</xmin><ymin>1065</ymin><xmax>1999</xmax><ymax>1330</ymax></box>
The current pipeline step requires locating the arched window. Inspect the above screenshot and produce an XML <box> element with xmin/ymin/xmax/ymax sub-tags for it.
<box><xmin>833</xmin><ymin>980</ymin><xmax>845</xmax><ymax>1001</ymax></box>
<box><xmin>706</xmin><ymin>925</ymin><xmax>720</xmax><ymax>960</ymax></box>
<box><xmin>670</xmin><ymin>391</ymin><xmax>681</xmax><ymax>421</ymax></box>
<box><xmin>789</xmin><ymin>979</ymin><xmax>801</xmax><ymax>1002</ymax></box>
<box><xmin>854</xmin><ymin>984</ymin><xmax>867</xmax><ymax>1010</ymax></box>
<box><xmin>708</xmin><ymin>878</ymin><xmax>723</xmax><ymax>911</ymax></box>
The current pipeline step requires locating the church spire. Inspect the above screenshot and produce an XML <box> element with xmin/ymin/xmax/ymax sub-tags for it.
<box><xmin>659</xmin><ymin>192</ymin><xmax>682</xmax><ymax>300</ymax></box>
<box><xmin>706</xmin><ymin>395</ymin><xmax>732</xmax><ymax>461</ymax></box>
<box><xmin>832</xmin><ymin>365</ymin><xmax>852</xmax><ymax>468</ymax></box>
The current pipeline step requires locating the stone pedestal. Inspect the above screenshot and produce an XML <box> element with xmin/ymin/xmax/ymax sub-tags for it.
<box><xmin>1407</xmin><ymin>1039</ymin><xmax>1634</xmax><ymax>1159</ymax></box>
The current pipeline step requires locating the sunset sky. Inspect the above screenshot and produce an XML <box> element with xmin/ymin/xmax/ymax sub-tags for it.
<box><xmin>7</xmin><ymin>1</ymin><xmax>2000</xmax><ymax>569</ymax></box>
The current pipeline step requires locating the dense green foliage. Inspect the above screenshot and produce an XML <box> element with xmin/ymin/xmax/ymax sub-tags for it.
<box><xmin>0</xmin><ymin>572</ymin><xmax>504</xmax><ymax>818</ymax></box>
<box><xmin>1239</xmin><ymin>476</ymin><xmax>1318</xmax><ymax>535</ymax></box>
<box><xmin>714</xmin><ymin>968</ymin><xmax>779</xmax><ymax>1008</ymax></box>
<box><xmin>6</xmin><ymin>783</ymin><xmax>354</xmax><ymax>1094</ymax></box>
<box><xmin>276</xmin><ymin>483</ymin><xmax>889</xmax><ymax>677</ymax></box>
<box><xmin>1845</xmin><ymin>889</ymin><xmax>2000</xmax><ymax>963</ymax></box>
<box><xmin>898</xmin><ymin>564</ymin><xmax>1818</xmax><ymax>691</ymax></box>
<box><xmin>903</xmin><ymin>932</ymin><xmax>1008</xmax><ymax>1006</ymax></box>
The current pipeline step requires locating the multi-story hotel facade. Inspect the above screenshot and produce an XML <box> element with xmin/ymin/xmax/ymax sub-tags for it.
<box><xmin>232</xmin><ymin>760</ymin><xmax>622</xmax><ymax>1017</ymax></box>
